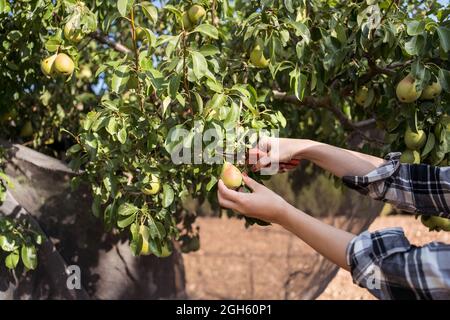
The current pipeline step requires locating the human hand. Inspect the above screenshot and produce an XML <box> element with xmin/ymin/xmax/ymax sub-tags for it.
<box><xmin>249</xmin><ymin>137</ymin><xmax>303</xmax><ymax>172</ymax></box>
<box><xmin>217</xmin><ymin>174</ymin><xmax>289</xmax><ymax>225</ymax></box>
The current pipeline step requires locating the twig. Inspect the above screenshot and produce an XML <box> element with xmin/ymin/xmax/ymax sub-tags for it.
<box><xmin>211</xmin><ymin>0</ymin><xmax>218</xmax><ymax>27</ymax></box>
<box><xmin>89</xmin><ymin>31</ymin><xmax>131</xmax><ymax>54</ymax></box>
<box><xmin>354</xmin><ymin>118</ymin><xmax>376</xmax><ymax>128</ymax></box>
<box><xmin>130</xmin><ymin>8</ymin><xmax>145</xmax><ymax>112</ymax></box>
<box><xmin>182</xmin><ymin>31</ymin><xmax>192</xmax><ymax>115</ymax></box>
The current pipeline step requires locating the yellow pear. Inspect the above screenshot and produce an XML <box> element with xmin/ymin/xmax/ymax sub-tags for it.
<box><xmin>250</xmin><ymin>45</ymin><xmax>269</xmax><ymax>68</ymax></box>
<box><xmin>40</xmin><ymin>54</ymin><xmax>57</xmax><ymax>77</ymax></box>
<box><xmin>404</xmin><ymin>126</ymin><xmax>426</xmax><ymax>150</ymax></box>
<box><xmin>188</xmin><ymin>5</ymin><xmax>206</xmax><ymax>24</ymax></box>
<box><xmin>54</xmin><ymin>53</ymin><xmax>75</xmax><ymax>76</ymax></box>
<box><xmin>79</xmin><ymin>66</ymin><xmax>92</xmax><ymax>80</ymax></box>
<box><xmin>141</xmin><ymin>175</ymin><xmax>161</xmax><ymax>195</ymax></box>
<box><xmin>355</xmin><ymin>86</ymin><xmax>369</xmax><ymax>107</ymax></box>
<box><xmin>400</xmin><ymin>149</ymin><xmax>420</xmax><ymax>164</ymax></box>
<box><xmin>396</xmin><ymin>74</ymin><xmax>422</xmax><ymax>103</ymax></box>
<box><xmin>420</xmin><ymin>82</ymin><xmax>442</xmax><ymax>100</ymax></box>
<box><xmin>64</xmin><ymin>19</ymin><xmax>83</xmax><ymax>43</ymax></box>
<box><xmin>220</xmin><ymin>162</ymin><xmax>243</xmax><ymax>189</ymax></box>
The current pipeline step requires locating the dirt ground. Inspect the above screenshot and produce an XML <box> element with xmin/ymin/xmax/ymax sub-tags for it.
<box><xmin>183</xmin><ymin>215</ymin><xmax>450</xmax><ymax>300</ymax></box>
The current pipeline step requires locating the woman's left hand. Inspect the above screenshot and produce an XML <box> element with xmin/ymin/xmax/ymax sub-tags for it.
<box><xmin>217</xmin><ymin>175</ymin><xmax>288</xmax><ymax>225</ymax></box>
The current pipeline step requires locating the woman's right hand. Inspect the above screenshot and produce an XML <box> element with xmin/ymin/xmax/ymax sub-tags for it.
<box><xmin>249</xmin><ymin>137</ymin><xmax>304</xmax><ymax>172</ymax></box>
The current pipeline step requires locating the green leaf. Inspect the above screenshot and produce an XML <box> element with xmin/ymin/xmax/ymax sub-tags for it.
<box><xmin>5</xmin><ymin>250</ymin><xmax>19</xmax><ymax>270</ymax></box>
<box><xmin>45</xmin><ymin>39</ymin><xmax>61</xmax><ymax>52</ymax></box>
<box><xmin>118</xmin><ymin>202</ymin><xmax>139</xmax><ymax>216</ymax></box>
<box><xmin>200</xmin><ymin>45</ymin><xmax>220</xmax><ymax>56</ymax></box>
<box><xmin>436</xmin><ymin>27</ymin><xmax>450</xmax><ymax>53</ymax></box>
<box><xmin>142</xmin><ymin>3</ymin><xmax>158</xmax><ymax>24</ymax></box>
<box><xmin>130</xmin><ymin>225</ymin><xmax>143</xmax><ymax>256</ymax></box>
<box><xmin>193</xmin><ymin>24</ymin><xmax>219</xmax><ymax>39</ymax></box>
<box><xmin>193</xmin><ymin>92</ymin><xmax>204</xmax><ymax>114</ymax></box>
<box><xmin>422</xmin><ymin>132</ymin><xmax>435</xmax><ymax>157</ymax></box>
<box><xmin>118</xmin><ymin>213</ymin><xmax>136</xmax><ymax>228</ymax></box>
<box><xmin>205</xmin><ymin>93</ymin><xmax>227</xmax><ymax>113</ymax></box>
<box><xmin>111</xmin><ymin>65</ymin><xmax>130</xmax><ymax>93</ymax></box>
<box><xmin>106</xmin><ymin>117</ymin><xmax>118</xmax><ymax>136</ymax></box>
<box><xmin>191</xmin><ymin>51</ymin><xmax>208</xmax><ymax>79</ymax></box>
<box><xmin>0</xmin><ymin>0</ymin><xmax>6</xmax><ymax>13</ymax></box>
<box><xmin>147</xmin><ymin>216</ymin><xmax>165</xmax><ymax>239</ymax></box>
<box><xmin>406</xmin><ymin>20</ymin><xmax>425</xmax><ymax>36</ymax></box>
<box><xmin>21</xmin><ymin>245</ymin><xmax>37</xmax><ymax>270</ymax></box>
<box><xmin>439</xmin><ymin>68</ymin><xmax>450</xmax><ymax>92</ymax></box>
<box><xmin>162</xmin><ymin>184</ymin><xmax>174</xmax><ymax>208</ymax></box>
<box><xmin>289</xmin><ymin>21</ymin><xmax>310</xmax><ymax>43</ymax></box>
<box><xmin>224</xmin><ymin>101</ymin><xmax>240</xmax><ymax>130</ymax></box>
<box><xmin>206</xmin><ymin>176</ymin><xmax>217</xmax><ymax>191</ymax></box>
<box><xmin>284</xmin><ymin>0</ymin><xmax>294</xmax><ymax>13</ymax></box>
<box><xmin>405</xmin><ymin>35</ymin><xmax>426</xmax><ymax>56</ymax></box>
<box><xmin>117</xmin><ymin>127</ymin><xmax>127</xmax><ymax>144</ymax></box>
<box><xmin>168</xmin><ymin>74</ymin><xmax>181</xmax><ymax>99</ymax></box>
<box><xmin>117</xmin><ymin>0</ymin><xmax>129</xmax><ymax>16</ymax></box>
<box><xmin>0</xmin><ymin>235</ymin><xmax>16</xmax><ymax>252</ymax></box>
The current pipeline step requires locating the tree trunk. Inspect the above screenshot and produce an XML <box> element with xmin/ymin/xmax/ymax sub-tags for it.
<box><xmin>0</xmin><ymin>142</ymin><xmax>186</xmax><ymax>299</ymax></box>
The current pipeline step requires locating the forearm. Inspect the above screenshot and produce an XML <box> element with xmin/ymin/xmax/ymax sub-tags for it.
<box><xmin>278</xmin><ymin>202</ymin><xmax>355</xmax><ymax>270</ymax></box>
<box><xmin>295</xmin><ymin>139</ymin><xmax>385</xmax><ymax>177</ymax></box>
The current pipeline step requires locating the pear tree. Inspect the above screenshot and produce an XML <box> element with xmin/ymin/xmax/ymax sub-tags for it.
<box><xmin>0</xmin><ymin>0</ymin><xmax>449</xmax><ymax>272</ymax></box>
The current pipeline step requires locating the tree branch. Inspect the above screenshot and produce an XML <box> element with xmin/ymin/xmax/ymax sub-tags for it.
<box><xmin>354</xmin><ymin>118</ymin><xmax>376</xmax><ymax>128</ymax></box>
<box><xmin>272</xmin><ymin>90</ymin><xmax>384</xmax><ymax>145</ymax></box>
<box><xmin>90</xmin><ymin>31</ymin><xmax>131</xmax><ymax>54</ymax></box>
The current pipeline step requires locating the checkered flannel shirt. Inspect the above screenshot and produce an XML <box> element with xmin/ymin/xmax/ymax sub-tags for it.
<box><xmin>343</xmin><ymin>152</ymin><xmax>450</xmax><ymax>300</ymax></box>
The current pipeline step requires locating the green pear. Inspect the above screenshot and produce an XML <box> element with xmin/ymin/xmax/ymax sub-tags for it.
<box><xmin>220</xmin><ymin>162</ymin><xmax>243</xmax><ymax>189</ymax></box>
<box><xmin>420</xmin><ymin>82</ymin><xmax>442</xmax><ymax>100</ymax></box>
<box><xmin>64</xmin><ymin>19</ymin><xmax>83</xmax><ymax>43</ymax></box>
<box><xmin>250</xmin><ymin>44</ymin><xmax>269</xmax><ymax>68</ymax></box>
<box><xmin>20</xmin><ymin>120</ymin><xmax>33</xmax><ymax>138</ymax></box>
<box><xmin>421</xmin><ymin>215</ymin><xmax>450</xmax><ymax>232</ymax></box>
<box><xmin>400</xmin><ymin>149</ymin><xmax>420</xmax><ymax>164</ymax></box>
<box><xmin>188</xmin><ymin>5</ymin><xmax>206</xmax><ymax>24</ymax></box>
<box><xmin>404</xmin><ymin>126</ymin><xmax>426</xmax><ymax>150</ymax></box>
<box><xmin>396</xmin><ymin>74</ymin><xmax>422</xmax><ymax>103</ymax></box>
<box><xmin>182</xmin><ymin>11</ymin><xmax>193</xmax><ymax>30</ymax></box>
<box><xmin>355</xmin><ymin>86</ymin><xmax>369</xmax><ymax>107</ymax></box>
<box><xmin>54</xmin><ymin>53</ymin><xmax>75</xmax><ymax>76</ymax></box>
<box><xmin>40</xmin><ymin>54</ymin><xmax>57</xmax><ymax>77</ymax></box>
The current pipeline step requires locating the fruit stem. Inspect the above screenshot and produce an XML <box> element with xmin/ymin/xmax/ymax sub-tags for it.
<box><xmin>130</xmin><ymin>7</ymin><xmax>145</xmax><ymax>113</ymax></box>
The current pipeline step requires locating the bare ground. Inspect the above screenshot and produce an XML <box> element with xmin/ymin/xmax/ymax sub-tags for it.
<box><xmin>183</xmin><ymin>215</ymin><xmax>450</xmax><ymax>300</ymax></box>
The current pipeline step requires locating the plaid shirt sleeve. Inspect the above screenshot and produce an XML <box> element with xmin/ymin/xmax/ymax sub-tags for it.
<box><xmin>342</xmin><ymin>152</ymin><xmax>450</xmax><ymax>218</ymax></box>
<box><xmin>347</xmin><ymin>228</ymin><xmax>450</xmax><ymax>299</ymax></box>
<box><xmin>343</xmin><ymin>152</ymin><xmax>450</xmax><ymax>299</ymax></box>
